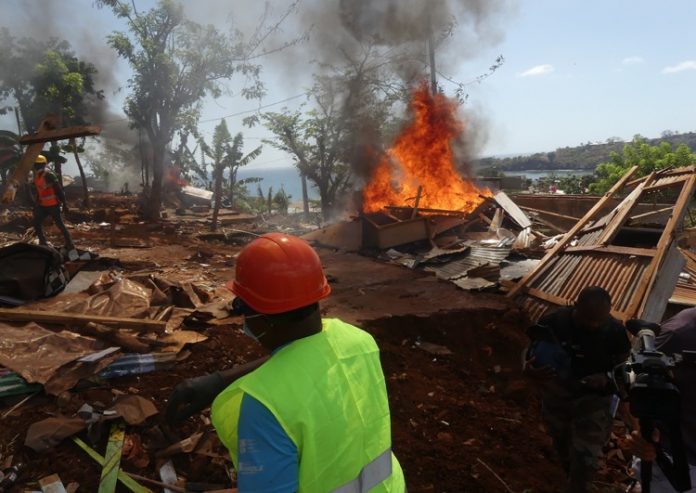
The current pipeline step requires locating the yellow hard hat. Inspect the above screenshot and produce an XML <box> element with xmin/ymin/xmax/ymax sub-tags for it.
<box><xmin>35</xmin><ymin>155</ymin><xmax>48</xmax><ymax>165</ymax></box>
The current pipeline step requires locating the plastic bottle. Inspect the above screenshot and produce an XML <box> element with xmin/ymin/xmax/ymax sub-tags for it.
<box><xmin>0</xmin><ymin>462</ymin><xmax>24</xmax><ymax>492</ymax></box>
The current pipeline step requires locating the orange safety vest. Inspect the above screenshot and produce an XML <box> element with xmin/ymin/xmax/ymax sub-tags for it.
<box><xmin>35</xmin><ymin>171</ymin><xmax>60</xmax><ymax>207</ymax></box>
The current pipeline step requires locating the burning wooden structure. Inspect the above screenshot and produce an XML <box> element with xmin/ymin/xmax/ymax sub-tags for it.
<box><xmin>509</xmin><ymin>165</ymin><xmax>696</xmax><ymax>323</ymax></box>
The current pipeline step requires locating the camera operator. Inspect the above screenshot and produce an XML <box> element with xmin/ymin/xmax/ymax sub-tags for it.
<box><xmin>628</xmin><ymin>307</ymin><xmax>696</xmax><ymax>491</ymax></box>
<box><xmin>523</xmin><ymin>286</ymin><xmax>631</xmax><ymax>493</ymax></box>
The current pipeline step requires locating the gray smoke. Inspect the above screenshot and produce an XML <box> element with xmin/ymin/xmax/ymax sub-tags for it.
<box><xmin>281</xmin><ymin>0</ymin><xmax>512</xmax><ymax>182</ymax></box>
<box><xmin>1</xmin><ymin>0</ymin><xmax>137</xmax><ymax>146</ymax></box>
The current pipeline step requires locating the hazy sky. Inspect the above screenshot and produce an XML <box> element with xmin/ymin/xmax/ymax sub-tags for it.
<box><xmin>2</xmin><ymin>0</ymin><xmax>696</xmax><ymax>175</ymax></box>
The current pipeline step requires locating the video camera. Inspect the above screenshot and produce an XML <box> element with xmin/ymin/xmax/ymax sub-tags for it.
<box><xmin>618</xmin><ymin>319</ymin><xmax>695</xmax><ymax>493</ymax></box>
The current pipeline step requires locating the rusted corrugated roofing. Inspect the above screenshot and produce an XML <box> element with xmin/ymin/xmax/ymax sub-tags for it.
<box><xmin>670</xmin><ymin>249</ymin><xmax>696</xmax><ymax>307</ymax></box>
<box><xmin>509</xmin><ymin>165</ymin><xmax>696</xmax><ymax>323</ymax></box>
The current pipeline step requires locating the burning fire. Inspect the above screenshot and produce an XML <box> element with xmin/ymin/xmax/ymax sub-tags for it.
<box><xmin>362</xmin><ymin>83</ymin><xmax>490</xmax><ymax>213</ymax></box>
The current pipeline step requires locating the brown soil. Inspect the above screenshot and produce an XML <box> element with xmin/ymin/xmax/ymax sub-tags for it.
<box><xmin>0</xmin><ymin>196</ymin><xmax>623</xmax><ymax>492</ymax></box>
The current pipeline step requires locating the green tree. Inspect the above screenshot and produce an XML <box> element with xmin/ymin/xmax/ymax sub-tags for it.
<box><xmin>589</xmin><ymin>137</ymin><xmax>695</xmax><ymax>193</ymax></box>
<box><xmin>225</xmin><ymin>133</ymin><xmax>262</xmax><ymax>208</ymax></box>
<box><xmin>201</xmin><ymin>120</ymin><xmax>233</xmax><ymax>231</ymax></box>
<box><xmin>0</xmin><ymin>29</ymin><xmax>102</xmax><ymax>132</ymax></box>
<box><xmin>200</xmin><ymin>120</ymin><xmax>262</xmax><ymax>230</ymax></box>
<box><xmin>97</xmin><ymin>0</ymin><xmax>273</xmax><ymax>220</ymax></box>
<box><xmin>0</xmin><ymin>29</ymin><xmax>103</xmax><ymax>203</ymax></box>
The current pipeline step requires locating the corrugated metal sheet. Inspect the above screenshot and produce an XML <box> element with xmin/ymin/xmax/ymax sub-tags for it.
<box><xmin>509</xmin><ymin>166</ymin><xmax>696</xmax><ymax>323</ymax></box>
<box><xmin>670</xmin><ymin>249</ymin><xmax>696</xmax><ymax>306</ymax></box>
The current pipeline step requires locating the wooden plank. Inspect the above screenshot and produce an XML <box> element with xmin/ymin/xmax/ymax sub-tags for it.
<box><xmin>632</xmin><ymin>173</ymin><xmax>696</xmax><ymax>317</ymax></box>
<box><xmin>518</xmin><ymin>206</ymin><xmax>581</xmax><ymax>222</ymax></box>
<box><xmin>564</xmin><ymin>245</ymin><xmax>655</xmax><ymax>257</ymax></box>
<box><xmin>0</xmin><ymin>308</ymin><xmax>166</xmax><ymax>332</ymax></box>
<box><xmin>598</xmin><ymin>172</ymin><xmax>656</xmax><ymax>245</ymax></box>
<box><xmin>73</xmin><ymin>437</ymin><xmax>152</xmax><ymax>493</ymax></box>
<box><xmin>19</xmin><ymin>125</ymin><xmax>101</xmax><ymax>145</ymax></box>
<box><xmin>640</xmin><ymin>245</ymin><xmax>685</xmax><ymax>322</ymax></box>
<box><xmin>384</xmin><ymin>205</ymin><xmax>470</xmax><ymax>216</ymax></box>
<box><xmin>644</xmin><ymin>177</ymin><xmax>690</xmax><ymax>193</ymax></box>
<box><xmin>508</xmin><ymin>165</ymin><xmax>639</xmax><ymax>298</ymax></box>
<box><xmin>99</xmin><ymin>422</ymin><xmax>126</xmax><ymax>493</ymax></box>
<box><xmin>531</xmin><ymin>215</ymin><xmax>567</xmax><ymax>234</ymax></box>
<box><xmin>527</xmin><ymin>287</ymin><xmax>572</xmax><ymax>307</ymax></box>
<box><xmin>628</xmin><ymin>206</ymin><xmax>674</xmax><ymax>225</ymax></box>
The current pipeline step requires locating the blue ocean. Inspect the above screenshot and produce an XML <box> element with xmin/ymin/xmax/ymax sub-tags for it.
<box><xmin>236</xmin><ymin>165</ymin><xmax>319</xmax><ymax>202</ymax></box>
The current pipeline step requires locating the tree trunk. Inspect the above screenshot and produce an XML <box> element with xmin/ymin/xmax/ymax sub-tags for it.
<box><xmin>147</xmin><ymin>141</ymin><xmax>165</xmax><ymax>221</ymax></box>
<box><xmin>319</xmin><ymin>189</ymin><xmax>332</xmax><ymax>222</ymax></box>
<box><xmin>267</xmin><ymin>187</ymin><xmax>273</xmax><ymax>214</ymax></box>
<box><xmin>71</xmin><ymin>138</ymin><xmax>89</xmax><ymax>208</ymax></box>
<box><xmin>211</xmin><ymin>161</ymin><xmax>224</xmax><ymax>231</ymax></box>
<box><xmin>301</xmin><ymin>173</ymin><xmax>310</xmax><ymax>220</ymax></box>
<box><xmin>229</xmin><ymin>168</ymin><xmax>237</xmax><ymax>209</ymax></box>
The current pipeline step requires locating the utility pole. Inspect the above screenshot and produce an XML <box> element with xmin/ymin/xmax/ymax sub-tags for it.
<box><xmin>427</xmin><ymin>14</ymin><xmax>437</xmax><ymax>95</ymax></box>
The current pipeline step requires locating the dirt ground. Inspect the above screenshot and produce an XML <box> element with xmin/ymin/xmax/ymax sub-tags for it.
<box><xmin>0</xmin><ymin>196</ymin><xmax>628</xmax><ymax>492</ymax></box>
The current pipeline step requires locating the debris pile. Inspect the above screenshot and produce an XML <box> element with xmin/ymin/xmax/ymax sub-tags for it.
<box><xmin>508</xmin><ymin>165</ymin><xmax>696</xmax><ymax>323</ymax></box>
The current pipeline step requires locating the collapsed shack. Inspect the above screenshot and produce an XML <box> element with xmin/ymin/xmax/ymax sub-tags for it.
<box><xmin>305</xmin><ymin>190</ymin><xmax>547</xmax><ymax>293</ymax></box>
<box><xmin>508</xmin><ymin>165</ymin><xmax>696</xmax><ymax>323</ymax></box>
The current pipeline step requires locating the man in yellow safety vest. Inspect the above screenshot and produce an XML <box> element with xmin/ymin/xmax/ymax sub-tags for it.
<box><xmin>167</xmin><ymin>233</ymin><xmax>406</xmax><ymax>492</ymax></box>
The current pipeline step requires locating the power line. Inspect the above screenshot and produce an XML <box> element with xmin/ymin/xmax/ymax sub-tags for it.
<box><xmin>97</xmin><ymin>91</ymin><xmax>309</xmax><ymax>127</ymax></box>
<box><xmin>198</xmin><ymin>92</ymin><xmax>309</xmax><ymax>123</ymax></box>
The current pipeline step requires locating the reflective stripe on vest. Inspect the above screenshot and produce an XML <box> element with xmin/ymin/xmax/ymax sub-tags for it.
<box><xmin>332</xmin><ymin>448</ymin><xmax>393</xmax><ymax>493</ymax></box>
<box><xmin>35</xmin><ymin>171</ymin><xmax>59</xmax><ymax>206</ymax></box>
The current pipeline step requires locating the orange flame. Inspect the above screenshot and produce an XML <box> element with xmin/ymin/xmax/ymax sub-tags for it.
<box><xmin>362</xmin><ymin>83</ymin><xmax>490</xmax><ymax>213</ymax></box>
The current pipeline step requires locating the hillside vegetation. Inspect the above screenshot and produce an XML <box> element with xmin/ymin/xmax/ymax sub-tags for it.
<box><xmin>477</xmin><ymin>131</ymin><xmax>696</xmax><ymax>172</ymax></box>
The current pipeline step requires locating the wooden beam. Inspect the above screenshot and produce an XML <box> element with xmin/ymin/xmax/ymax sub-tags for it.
<box><xmin>530</xmin><ymin>215</ymin><xmax>567</xmax><ymax>234</ymax></box>
<box><xmin>628</xmin><ymin>206</ymin><xmax>674</xmax><ymax>224</ymax></box>
<box><xmin>598</xmin><ymin>172</ymin><xmax>657</xmax><ymax>245</ymax></box>
<box><xmin>527</xmin><ymin>287</ymin><xmax>572</xmax><ymax>307</ymax></box>
<box><xmin>518</xmin><ymin>206</ymin><xmax>581</xmax><ymax>222</ymax></box>
<box><xmin>633</xmin><ymin>173</ymin><xmax>696</xmax><ymax>317</ymax></box>
<box><xmin>0</xmin><ymin>308</ymin><xmax>166</xmax><ymax>332</ymax></box>
<box><xmin>508</xmin><ymin>165</ymin><xmax>639</xmax><ymax>298</ymax></box>
<box><xmin>643</xmin><ymin>179</ymin><xmax>690</xmax><ymax>193</ymax></box>
<box><xmin>19</xmin><ymin>125</ymin><xmax>101</xmax><ymax>145</ymax></box>
<box><xmin>564</xmin><ymin>245</ymin><xmax>656</xmax><ymax>257</ymax></box>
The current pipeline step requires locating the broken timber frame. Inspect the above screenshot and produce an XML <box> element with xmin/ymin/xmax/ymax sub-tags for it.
<box><xmin>1</xmin><ymin>115</ymin><xmax>101</xmax><ymax>204</ymax></box>
<box><xmin>508</xmin><ymin>165</ymin><xmax>696</xmax><ymax>323</ymax></box>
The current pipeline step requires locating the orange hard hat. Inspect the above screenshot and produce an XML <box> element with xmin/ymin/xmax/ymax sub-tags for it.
<box><xmin>228</xmin><ymin>233</ymin><xmax>331</xmax><ymax>314</ymax></box>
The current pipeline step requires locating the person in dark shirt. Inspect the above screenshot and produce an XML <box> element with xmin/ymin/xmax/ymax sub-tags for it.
<box><xmin>628</xmin><ymin>307</ymin><xmax>696</xmax><ymax>491</ymax></box>
<box><xmin>524</xmin><ymin>286</ymin><xmax>631</xmax><ymax>493</ymax></box>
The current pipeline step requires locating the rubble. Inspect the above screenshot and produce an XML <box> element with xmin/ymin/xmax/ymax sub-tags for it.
<box><xmin>3</xmin><ymin>182</ymin><xmax>681</xmax><ymax>491</ymax></box>
<box><xmin>508</xmin><ymin>165</ymin><xmax>696</xmax><ymax>323</ymax></box>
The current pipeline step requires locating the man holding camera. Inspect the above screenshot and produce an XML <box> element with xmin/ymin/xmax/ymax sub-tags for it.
<box><xmin>629</xmin><ymin>307</ymin><xmax>696</xmax><ymax>491</ymax></box>
<box><xmin>524</xmin><ymin>287</ymin><xmax>631</xmax><ymax>493</ymax></box>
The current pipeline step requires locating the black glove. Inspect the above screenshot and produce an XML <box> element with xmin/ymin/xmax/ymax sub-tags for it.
<box><xmin>62</xmin><ymin>202</ymin><xmax>69</xmax><ymax>214</ymax></box>
<box><xmin>166</xmin><ymin>372</ymin><xmax>226</xmax><ymax>423</ymax></box>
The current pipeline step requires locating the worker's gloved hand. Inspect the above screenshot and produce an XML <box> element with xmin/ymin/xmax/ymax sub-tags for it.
<box><xmin>166</xmin><ymin>372</ymin><xmax>226</xmax><ymax>423</ymax></box>
<box><xmin>62</xmin><ymin>203</ymin><xmax>69</xmax><ymax>214</ymax></box>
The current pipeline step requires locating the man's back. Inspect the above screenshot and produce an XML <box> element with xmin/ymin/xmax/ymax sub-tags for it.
<box><xmin>212</xmin><ymin>318</ymin><xmax>405</xmax><ymax>492</ymax></box>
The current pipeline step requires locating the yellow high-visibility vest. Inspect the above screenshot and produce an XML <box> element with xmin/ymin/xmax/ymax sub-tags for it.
<box><xmin>212</xmin><ymin>318</ymin><xmax>405</xmax><ymax>492</ymax></box>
